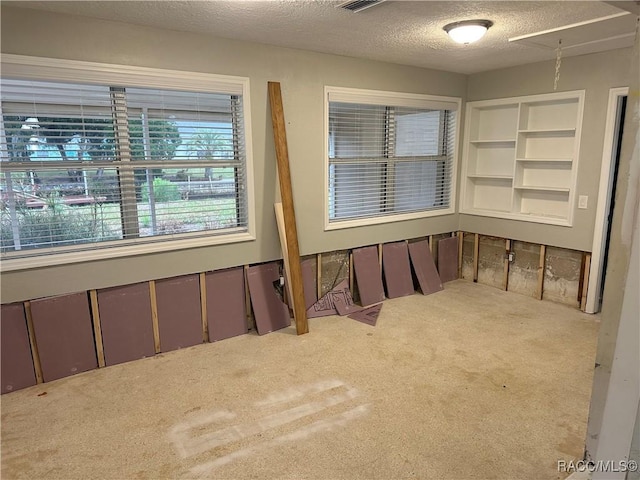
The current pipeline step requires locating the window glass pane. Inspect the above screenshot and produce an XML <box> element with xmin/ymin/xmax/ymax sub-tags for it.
<box><xmin>329</xmin><ymin>103</ymin><xmax>386</xmax><ymax>159</ymax></box>
<box><xmin>394</xmin><ymin>109</ymin><xmax>442</xmax><ymax>157</ymax></box>
<box><xmin>1</xmin><ymin>168</ymin><xmax>123</xmax><ymax>252</ymax></box>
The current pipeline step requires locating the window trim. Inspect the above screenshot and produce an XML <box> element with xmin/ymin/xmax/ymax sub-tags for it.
<box><xmin>323</xmin><ymin>86</ymin><xmax>461</xmax><ymax>231</ymax></box>
<box><xmin>0</xmin><ymin>55</ymin><xmax>256</xmax><ymax>272</ymax></box>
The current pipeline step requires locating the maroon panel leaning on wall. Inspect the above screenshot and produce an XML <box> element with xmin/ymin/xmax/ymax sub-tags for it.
<box><xmin>30</xmin><ymin>293</ymin><xmax>97</xmax><ymax>382</ymax></box>
<box><xmin>246</xmin><ymin>263</ymin><xmax>291</xmax><ymax>335</ymax></box>
<box><xmin>155</xmin><ymin>275</ymin><xmax>202</xmax><ymax>352</ymax></box>
<box><xmin>382</xmin><ymin>242</ymin><xmax>415</xmax><ymax>299</ymax></box>
<box><xmin>98</xmin><ymin>283</ymin><xmax>155</xmax><ymax>366</ymax></box>
<box><xmin>408</xmin><ymin>240</ymin><xmax>443</xmax><ymax>295</ymax></box>
<box><xmin>438</xmin><ymin>236</ymin><xmax>459</xmax><ymax>283</ymax></box>
<box><xmin>206</xmin><ymin>268</ymin><xmax>247</xmax><ymax>342</ymax></box>
<box><xmin>352</xmin><ymin>246</ymin><xmax>385</xmax><ymax>307</ymax></box>
<box><xmin>1</xmin><ymin>303</ymin><xmax>36</xmax><ymax>394</ymax></box>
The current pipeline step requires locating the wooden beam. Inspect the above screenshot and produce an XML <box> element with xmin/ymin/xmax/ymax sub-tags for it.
<box><xmin>268</xmin><ymin>81</ymin><xmax>308</xmax><ymax>335</ymax></box>
<box><xmin>503</xmin><ymin>239</ymin><xmax>511</xmax><ymax>291</ymax></box>
<box><xmin>580</xmin><ymin>253</ymin><xmax>591</xmax><ymax>312</ymax></box>
<box><xmin>89</xmin><ymin>290</ymin><xmax>106</xmax><ymax>368</ymax></box>
<box><xmin>473</xmin><ymin>233</ymin><xmax>480</xmax><ymax>283</ymax></box>
<box><xmin>316</xmin><ymin>253</ymin><xmax>323</xmax><ymax>299</ymax></box>
<box><xmin>199</xmin><ymin>273</ymin><xmax>210</xmax><ymax>343</ymax></box>
<box><xmin>537</xmin><ymin>245</ymin><xmax>546</xmax><ymax>300</ymax></box>
<box><xmin>149</xmin><ymin>280</ymin><xmax>161</xmax><ymax>353</ymax></box>
<box><xmin>23</xmin><ymin>301</ymin><xmax>44</xmax><ymax>384</ymax></box>
<box><xmin>457</xmin><ymin>231</ymin><xmax>464</xmax><ymax>279</ymax></box>
<box><xmin>244</xmin><ymin>265</ymin><xmax>255</xmax><ymax>331</ymax></box>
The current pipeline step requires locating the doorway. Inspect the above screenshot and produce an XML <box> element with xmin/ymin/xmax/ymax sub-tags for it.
<box><xmin>586</xmin><ymin>87</ymin><xmax>629</xmax><ymax>313</ymax></box>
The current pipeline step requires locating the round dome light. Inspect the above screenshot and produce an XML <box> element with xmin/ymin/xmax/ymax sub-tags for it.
<box><xmin>443</xmin><ymin>20</ymin><xmax>493</xmax><ymax>44</ymax></box>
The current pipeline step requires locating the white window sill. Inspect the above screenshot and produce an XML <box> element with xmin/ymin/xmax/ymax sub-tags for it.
<box><xmin>0</xmin><ymin>230</ymin><xmax>255</xmax><ymax>272</ymax></box>
<box><xmin>325</xmin><ymin>207</ymin><xmax>455</xmax><ymax>231</ymax></box>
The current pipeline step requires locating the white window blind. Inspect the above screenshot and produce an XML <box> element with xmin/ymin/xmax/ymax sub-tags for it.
<box><xmin>327</xmin><ymin>88</ymin><xmax>458</xmax><ymax>225</ymax></box>
<box><xmin>1</xmin><ymin>77</ymin><xmax>249</xmax><ymax>257</ymax></box>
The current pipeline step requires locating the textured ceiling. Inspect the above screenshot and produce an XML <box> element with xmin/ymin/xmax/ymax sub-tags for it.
<box><xmin>3</xmin><ymin>1</ymin><xmax>634</xmax><ymax>74</ymax></box>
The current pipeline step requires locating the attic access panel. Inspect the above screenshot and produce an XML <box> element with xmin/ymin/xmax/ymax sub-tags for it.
<box><xmin>509</xmin><ymin>12</ymin><xmax>636</xmax><ymax>56</ymax></box>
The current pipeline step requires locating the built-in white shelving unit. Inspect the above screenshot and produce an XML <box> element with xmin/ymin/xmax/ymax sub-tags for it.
<box><xmin>460</xmin><ymin>90</ymin><xmax>585</xmax><ymax>226</ymax></box>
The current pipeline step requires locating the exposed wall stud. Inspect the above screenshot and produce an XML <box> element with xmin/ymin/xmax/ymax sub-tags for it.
<box><xmin>581</xmin><ymin>253</ymin><xmax>591</xmax><ymax>312</ymax></box>
<box><xmin>89</xmin><ymin>290</ymin><xmax>106</xmax><ymax>368</ymax></box>
<box><xmin>428</xmin><ymin>235</ymin><xmax>433</xmax><ymax>252</ymax></box>
<box><xmin>457</xmin><ymin>231</ymin><xmax>464</xmax><ymax>279</ymax></box>
<box><xmin>244</xmin><ymin>265</ymin><xmax>255</xmax><ymax>331</ymax></box>
<box><xmin>199</xmin><ymin>273</ymin><xmax>209</xmax><ymax>343</ymax></box>
<box><xmin>473</xmin><ymin>233</ymin><xmax>480</xmax><ymax>283</ymax></box>
<box><xmin>537</xmin><ymin>245</ymin><xmax>546</xmax><ymax>300</ymax></box>
<box><xmin>23</xmin><ymin>301</ymin><xmax>43</xmax><ymax>384</ymax></box>
<box><xmin>378</xmin><ymin>243</ymin><xmax>383</xmax><ymax>268</ymax></box>
<box><xmin>148</xmin><ymin>280</ymin><xmax>161</xmax><ymax>353</ymax></box>
<box><xmin>316</xmin><ymin>253</ymin><xmax>323</xmax><ymax>299</ymax></box>
<box><xmin>503</xmin><ymin>239</ymin><xmax>511</xmax><ymax>291</ymax></box>
<box><xmin>349</xmin><ymin>252</ymin><xmax>354</xmax><ymax>294</ymax></box>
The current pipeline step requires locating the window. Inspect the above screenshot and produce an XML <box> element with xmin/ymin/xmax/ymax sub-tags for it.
<box><xmin>326</xmin><ymin>87</ymin><xmax>460</xmax><ymax>228</ymax></box>
<box><xmin>0</xmin><ymin>55</ymin><xmax>254</xmax><ymax>268</ymax></box>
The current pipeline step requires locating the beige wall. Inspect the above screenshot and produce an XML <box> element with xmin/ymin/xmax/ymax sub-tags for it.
<box><xmin>463</xmin><ymin>48</ymin><xmax>633</xmax><ymax>251</ymax></box>
<box><xmin>0</xmin><ymin>7</ymin><xmax>465</xmax><ymax>303</ymax></box>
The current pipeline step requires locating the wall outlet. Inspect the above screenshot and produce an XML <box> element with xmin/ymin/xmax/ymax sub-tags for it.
<box><xmin>578</xmin><ymin>195</ymin><xmax>588</xmax><ymax>209</ymax></box>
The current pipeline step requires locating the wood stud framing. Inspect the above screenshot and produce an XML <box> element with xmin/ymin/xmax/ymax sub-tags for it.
<box><xmin>537</xmin><ymin>245</ymin><xmax>546</xmax><ymax>300</ymax></box>
<box><xmin>23</xmin><ymin>301</ymin><xmax>44</xmax><ymax>385</ymax></box>
<box><xmin>473</xmin><ymin>234</ymin><xmax>480</xmax><ymax>283</ymax></box>
<box><xmin>503</xmin><ymin>239</ymin><xmax>511</xmax><ymax>291</ymax></box>
<box><xmin>199</xmin><ymin>273</ymin><xmax>209</xmax><ymax>343</ymax></box>
<box><xmin>580</xmin><ymin>253</ymin><xmax>591</xmax><ymax>312</ymax></box>
<box><xmin>457</xmin><ymin>231</ymin><xmax>464</xmax><ymax>279</ymax></box>
<box><xmin>148</xmin><ymin>280</ymin><xmax>161</xmax><ymax>354</ymax></box>
<box><xmin>89</xmin><ymin>290</ymin><xmax>106</xmax><ymax>368</ymax></box>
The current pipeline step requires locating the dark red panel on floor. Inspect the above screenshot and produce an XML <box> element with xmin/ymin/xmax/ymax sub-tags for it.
<box><xmin>348</xmin><ymin>304</ymin><xmax>383</xmax><ymax>327</ymax></box>
<box><xmin>98</xmin><ymin>283</ymin><xmax>155</xmax><ymax>366</ymax></box>
<box><xmin>30</xmin><ymin>293</ymin><xmax>97</xmax><ymax>382</ymax></box>
<box><xmin>301</xmin><ymin>258</ymin><xmax>317</xmax><ymax>310</ymax></box>
<box><xmin>155</xmin><ymin>275</ymin><xmax>202</xmax><ymax>352</ymax></box>
<box><xmin>438</xmin><ymin>236</ymin><xmax>459</xmax><ymax>283</ymax></box>
<box><xmin>307</xmin><ymin>279</ymin><xmax>359</xmax><ymax>318</ymax></box>
<box><xmin>382</xmin><ymin>242</ymin><xmax>415</xmax><ymax>299</ymax></box>
<box><xmin>408</xmin><ymin>240</ymin><xmax>443</xmax><ymax>295</ymax></box>
<box><xmin>206</xmin><ymin>268</ymin><xmax>247</xmax><ymax>342</ymax></box>
<box><xmin>352</xmin><ymin>246</ymin><xmax>385</xmax><ymax>307</ymax></box>
<box><xmin>1</xmin><ymin>303</ymin><xmax>36</xmax><ymax>394</ymax></box>
<box><xmin>246</xmin><ymin>263</ymin><xmax>291</xmax><ymax>335</ymax></box>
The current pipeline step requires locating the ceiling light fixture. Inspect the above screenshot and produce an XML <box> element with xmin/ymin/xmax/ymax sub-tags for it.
<box><xmin>443</xmin><ymin>20</ymin><xmax>493</xmax><ymax>44</ymax></box>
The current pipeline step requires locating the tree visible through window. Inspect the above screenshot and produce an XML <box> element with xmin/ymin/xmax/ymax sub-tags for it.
<box><xmin>1</xmin><ymin>79</ymin><xmax>249</xmax><ymax>255</ymax></box>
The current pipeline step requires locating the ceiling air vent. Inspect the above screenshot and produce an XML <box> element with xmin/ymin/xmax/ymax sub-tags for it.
<box><xmin>338</xmin><ymin>0</ymin><xmax>386</xmax><ymax>13</ymax></box>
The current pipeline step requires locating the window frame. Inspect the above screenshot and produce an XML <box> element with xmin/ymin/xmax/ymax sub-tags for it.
<box><xmin>0</xmin><ymin>54</ymin><xmax>255</xmax><ymax>272</ymax></box>
<box><xmin>324</xmin><ymin>86</ymin><xmax>461</xmax><ymax>231</ymax></box>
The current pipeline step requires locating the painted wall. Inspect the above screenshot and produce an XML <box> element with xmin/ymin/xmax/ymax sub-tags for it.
<box><xmin>0</xmin><ymin>6</ymin><xmax>465</xmax><ymax>303</ymax></box>
<box><xmin>464</xmin><ymin>48</ymin><xmax>633</xmax><ymax>252</ymax></box>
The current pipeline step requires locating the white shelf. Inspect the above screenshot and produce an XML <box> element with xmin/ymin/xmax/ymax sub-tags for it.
<box><xmin>516</xmin><ymin>158</ymin><xmax>572</xmax><ymax>163</ymax></box>
<box><xmin>514</xmin><ymin>185</ymin><xmax>570</xmax><ymax>193</ymax></box>
<box><xmin>461</xmin><ymin>90</ymin><xmax>584</xmax><ymax>226</ymax></box>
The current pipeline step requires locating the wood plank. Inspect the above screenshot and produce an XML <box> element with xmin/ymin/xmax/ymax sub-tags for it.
<box><xmin>580</xmin><ymin>253</ymin><xmax>591</xmax><ymax>312</ymax></box>
<box><xmin>382</xmin><ymin>242</ymin><xmax>415</xmax><ymax>299</ymax></box>
<box><xmin>1</xmin><ymin>303</ymin><xmax>36</xmax><ymax>394</ymax></box>
<box><xmin>503</xmin><ymin>239</ymin><xmax>511</xmax><ymax>291</ymax></box>
<box><xmin>246</xmin><ymin>262</ymin><xmax>291</xmax><ymax>335</ymax></box>
<box><xmin>155</xmin><ymin>275</ymin><xmax>202</xmax><ymax>352</ymax></box>
<box><xmin>89</xmin><ymin>290</ymin><xmax>106</xmax><ymax>368</ymax></box>
<box><xmin>206</xmin><ymin>268</ymin><xmax>248</xmax><ymax>341</ymax></box>
<box><xmin>97</xmin><ymin>283</ymin><xmax>155</xmax><ymax>366</ymax></box>
<box><xmin>408</xmin><ymin>240</ymin><xmax>443</xmax><ymax>296</ymax></box>
<box><xmin>244</xmin><ymin>265</ymin><xmax>255</xmax><ymax>331</ymax></box>
<box><xmin>457</xmin><ymin>231</ymin><xmax>464</xmax><ymax>279</ymax></box>
<box><xmin>352</xmin><ymin>246</ymin><xmax>385</xmax><ymax>307</ymax></box>
<box><xmin>438</xmin><ymin>236</ymin><xmax>459</xmax><ymax>283</ymax></box>
<box><xmin>268</xmin><ymin>81</ymin><xmax>308</xmax><ymax>336</ymax></box>
<box><xmin>149</xmin><ymin>280</ymin><xmax>161</xmax><ymax>354</ymax></box>
<box><xmin>317</xmin><ymin>253</ymin><xmax>323</xmax><ymax>299</ymax></box>
<box><xmin>473</xmin><ymin>233</ymin><xmax>480</xmax><ymax>283</ymax></box>
<box><xmin>200</xmin><ymin>273</ymin><xmax>209</xmax><ymax>343</ymax></box>
<box><xmin>274</xmin><ymin>203</ymin><xmax>295</xmax><ymax>305</ymax></box>
<box><xmin>428</xmin><ymin>235</ymin><xmax>433</xmax><ymax>252</ymax></box>
<box><xmin>378</xmin><ymin>243</ymin><xmax>383</xmax><ymax>268</ymax></box>
<box><xmin>537</xmin><ymin>245</ymin><xmax>546</xmax><ymax>300</ymax></box>
<box><xmin>30</xmin><ymin>293</ymin><xmax>97</xmax><ymax>382</ymax></box>
<box><xmin>24</xmin><ymin>301</ymin><xmax>43</xmax><ymax>384</ymax></box>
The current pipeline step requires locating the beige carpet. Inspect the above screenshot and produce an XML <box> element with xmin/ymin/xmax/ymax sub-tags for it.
<box><xmin>1</xmin><ymin>281</ymin><xmax>599</xmax><ymax>480</ymax></box>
